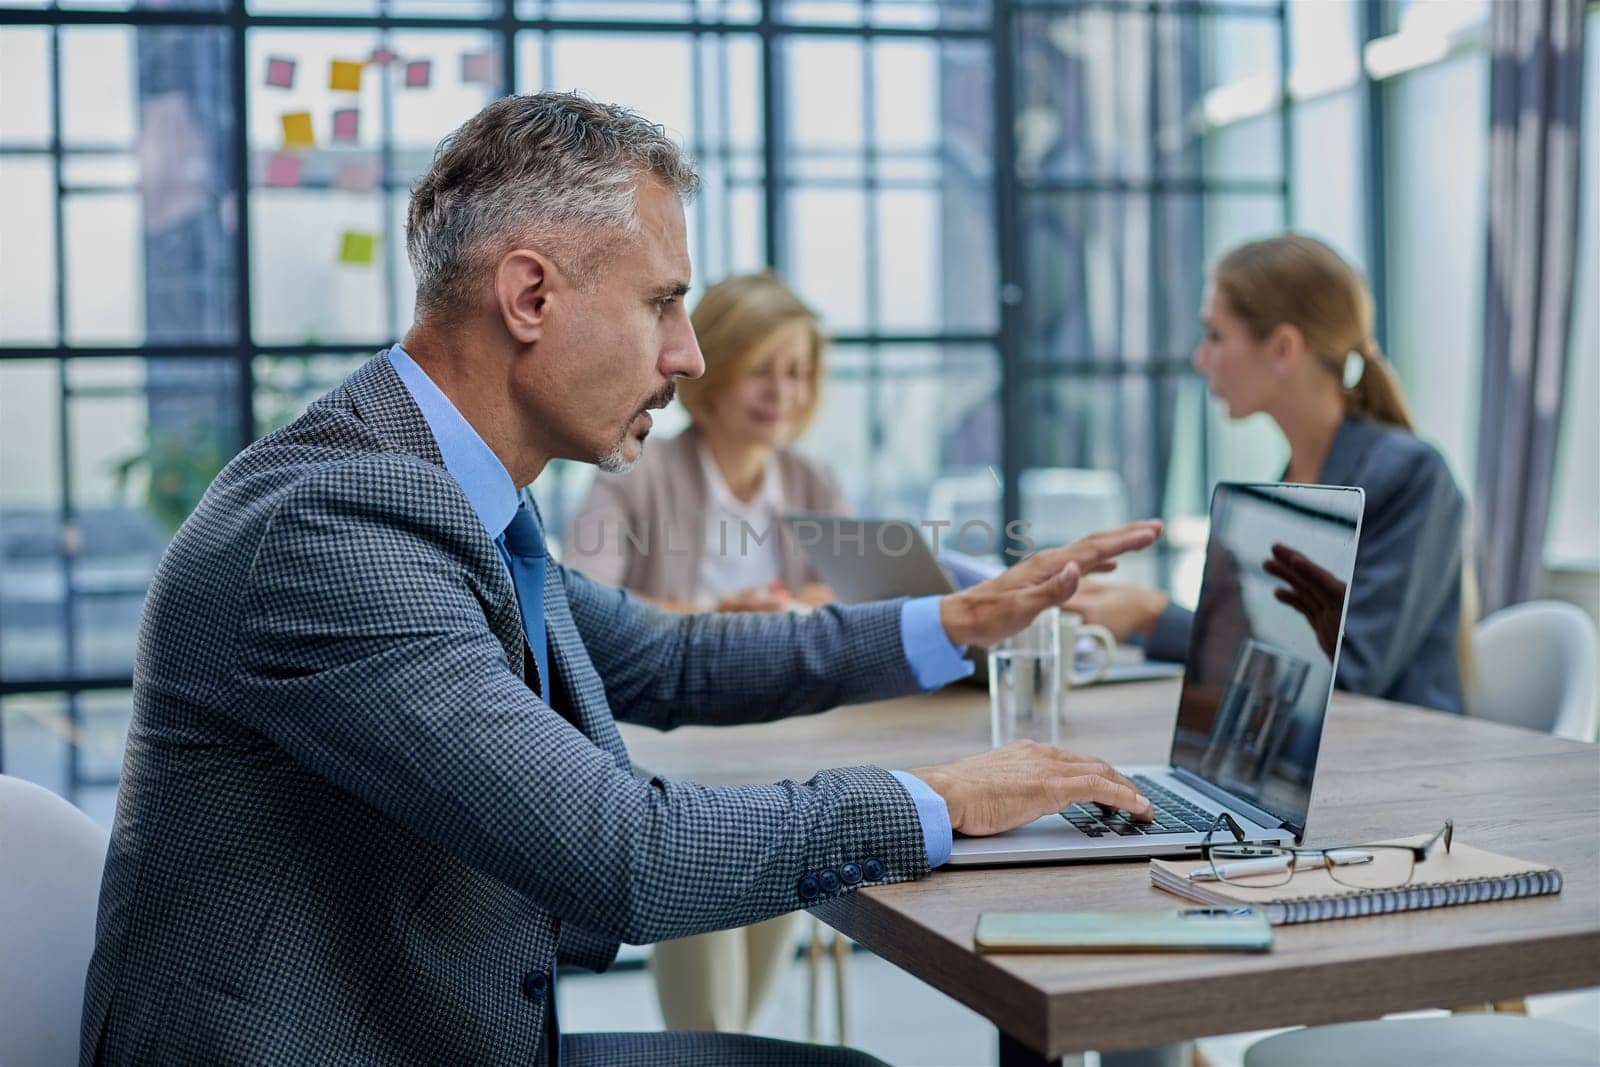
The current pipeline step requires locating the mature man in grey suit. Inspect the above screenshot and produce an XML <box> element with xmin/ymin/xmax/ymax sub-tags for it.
<box><xmin>82</xmin><ymin>92</ymin><xmax>1159</xmax><ymax>1066</ymax></box>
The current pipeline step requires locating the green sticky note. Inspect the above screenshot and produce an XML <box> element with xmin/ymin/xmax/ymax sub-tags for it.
<box><xmin>338</xmin><ymin>230</ymin><xmax>378</xmax><ymax>266</ymax></box>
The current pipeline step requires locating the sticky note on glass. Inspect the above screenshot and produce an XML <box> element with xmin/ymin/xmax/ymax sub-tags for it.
<box><xmin>332</xmin><ymin>107</ymin><xmax>359</xmax><ymax>144</ymax></box>
<box><xmin>367</xmin><ymin>46</ymin><xmax>399</xmax><ymax>65</ymax></box>
<box><xmin>265</xmin><ymin>56</ymin><xmax>296</xmax><ymax>89</ymax></box>
<box><xmin>460</xmin><ymin>50</ymin><xmax>496</xmax><ymax>86</ymax></box>
<box><xmin>334</xmin><ymin>157</ymin><xmax>381</xmax><ymax>193</ymax></box>
<box><xmin>330</xmin><ymin>59</ymin><xmax>363</xmax><ymax>93</ymax></box>
<box><xmin>339</xmin><ymin>230</ymin><xmax>378</xmax><ymax>266</ymax></box>
<box><xmin>263</xmin><ymin>153</ymin><xmax>303</xmax><ymax>188</ymax></box>
<box><xmin>404</xmin><ymin>59</ymin><xmax>431</xmax><ymax>89</ymax></box>
<box><xmin>281</xmin><ymin>111</ymin><xmax>314</xmax><ymax>150</ymax></box>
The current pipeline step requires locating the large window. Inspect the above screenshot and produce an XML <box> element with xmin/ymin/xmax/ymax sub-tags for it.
<box><xmin>1009</xmin><ymin>1</ymin><xmax>1290</xmax><ymax>596</ymax></box>
<box><xmin>1377</xmin><ymin>0</ymin><xmax>1490</xmax><ymax>486</ymax></box>
<box><xmin>10</xmin><ymin>0</ymin><xmax>1593</xmax><ymax>812</ymax></box>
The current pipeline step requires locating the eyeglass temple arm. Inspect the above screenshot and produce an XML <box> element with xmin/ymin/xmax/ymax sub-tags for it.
<box><xmin>1213</xmin><ymin>811</ymin><xmax>1246</xmax><ymax>843</ymax></box>
<box><xmin>1411</xmin><ymin>817</ymin><xmax>1454</xmax><ymax>861</ymax></box>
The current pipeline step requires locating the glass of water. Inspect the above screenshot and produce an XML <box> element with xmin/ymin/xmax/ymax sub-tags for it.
<box><xmin>987</xmin><ymin>606</ymin><xmax>1062</xmax><ymax>748</ymax></box>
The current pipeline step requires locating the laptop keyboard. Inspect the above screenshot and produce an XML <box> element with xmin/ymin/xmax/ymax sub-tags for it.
<box><xmin>1059</xmin><ymin>775</ymin><xmax>1221</xmax><ymax>837</ymax></box>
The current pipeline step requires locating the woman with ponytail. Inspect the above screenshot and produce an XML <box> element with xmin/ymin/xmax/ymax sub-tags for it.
<box><xmin>1070</xmin><ymin>234</ymin><xmax>1468</xmax><ymax>713</ymax></box>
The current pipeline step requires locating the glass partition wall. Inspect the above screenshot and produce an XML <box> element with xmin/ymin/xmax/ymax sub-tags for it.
<box><xmin>0</xmin><ymin>0</ymin><xmax>1291</xmax><ymax>812</ymax></box>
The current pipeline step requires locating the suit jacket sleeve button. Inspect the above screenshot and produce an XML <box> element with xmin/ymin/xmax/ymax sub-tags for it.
<box><xmin>862</xmin><ymin>858</ymin><xmax>887</xmax><ymax>881</ymax></box>
<box><xmin>523</xmin><ymin>970</ymin><xmax>550</xmax><ymax>1000</ymax></box>
<box><xmin>840</xmin><ymin>862</ymin><xmax>863</xmax><ymax>886</ymax></box>
<box><xmin>797</xmin><ymin>875</ymin><xmax>822</xmax><ymax>902</ymax></box>
<box><xmin>818</xmin><ymin>868</ymin><xmax>841</xmax><ymax>893</ymax></box>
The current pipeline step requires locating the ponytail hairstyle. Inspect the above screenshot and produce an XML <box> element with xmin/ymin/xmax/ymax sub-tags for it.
<box><xmin>1212</xmin><ymin>234</ymin><xmax>1414</xmax><ymax>432</ymax></box>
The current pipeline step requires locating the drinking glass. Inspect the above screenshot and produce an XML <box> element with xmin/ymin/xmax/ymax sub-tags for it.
<box><xmin>988</xmin><ymin>606</ymin><xmax>1062</xmax><ymax>748</ymax></box>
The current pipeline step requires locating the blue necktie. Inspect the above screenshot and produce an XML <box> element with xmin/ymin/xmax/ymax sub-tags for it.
<box><xmin>498</xmin><ymin>502</ymin><xmax>551</xmax><ymax>699</ymax></box>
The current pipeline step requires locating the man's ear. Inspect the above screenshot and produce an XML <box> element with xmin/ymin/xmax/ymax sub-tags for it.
<box><xmin>496</xmin><ymin>249</ymin><xmax>557</xmax><ymax>344</ymax></box>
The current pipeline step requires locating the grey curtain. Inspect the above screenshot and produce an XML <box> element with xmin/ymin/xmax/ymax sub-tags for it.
<box><xmin>1474</xmin><ymin>0</ymin><xmax>1588</xmax><ymax>613</ymax></box>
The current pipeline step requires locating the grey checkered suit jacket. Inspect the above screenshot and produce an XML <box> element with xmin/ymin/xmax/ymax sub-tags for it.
<box><xmin>81</xmin><ymin>353</ymin><xmax>931</xmax><ymax>1066</ymax></box>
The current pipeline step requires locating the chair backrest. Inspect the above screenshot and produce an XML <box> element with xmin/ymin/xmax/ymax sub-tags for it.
<box><xmin>1018</xmin><ymin>468</ymin><xmax>1129</xmax><ymax>549</ymax></box>
<box><xmin>925</xmin><ymin>468</ymin><xmax>1130</xmax><ymax>555</ymax></box>
<box><xmin>1466</xmin><ymin>600</ymin><xmax>1600</xmax><ymax>742</ymax></box>
<box><xmin>925</xmin><ymin>472</ymin><xmax>1002</xmax><ymax>548</ymax></box>
<box><xmin>0</xmin><ymin>775</ymin><xmax>110</xmax><ymax>1067</ymax></box>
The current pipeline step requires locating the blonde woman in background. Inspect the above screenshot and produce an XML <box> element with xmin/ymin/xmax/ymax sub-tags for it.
<box><xmin>565</xmin><ymin>271</ymin><xmax>842</xmax><ymax>1032</ymax></box>
<box><xmin>1070</xmin><ymin>234</ymin><xmax>1469</xmax><ymax>713</ymax></box>
<box><xmin>566</xmin><ymin>271</ymin><xmax>843</xmax><ymax>615</ymax></box>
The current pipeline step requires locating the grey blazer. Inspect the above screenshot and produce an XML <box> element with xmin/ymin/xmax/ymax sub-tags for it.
<box><xmin>81</xmin><ymin>353</ymin><xmax>928</xmax><ymax>1066</ymax></box>
<box><xmin>1148</xmin><ymin>416</ymin><xmax>1466</xmax><ymax>714</ymax></box>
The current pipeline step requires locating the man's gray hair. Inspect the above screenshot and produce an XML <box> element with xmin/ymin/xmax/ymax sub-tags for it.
<box><xmin>406</xmin><ymin>91</ymin><xmax>699</xmax><ymax>316</ymax></box>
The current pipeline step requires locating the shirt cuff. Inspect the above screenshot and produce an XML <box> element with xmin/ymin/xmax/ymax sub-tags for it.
<box><xmin>899</xmin><ymin>596</ymin><xmax>976</xmax><ymax>690</ymax></box>
<box><xmin>888</xmin><ymin>770</ymin><xmax>953</xmax><ymax>869</ymax></box>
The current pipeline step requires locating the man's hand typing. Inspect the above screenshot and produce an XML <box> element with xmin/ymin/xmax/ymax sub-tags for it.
<box><xmin>909</xmin><ymin>742</ymin><xmax>1152</xmax><ymax>837</ymax></box>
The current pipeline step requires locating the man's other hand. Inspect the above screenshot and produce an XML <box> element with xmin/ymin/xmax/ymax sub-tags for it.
<box><xmin>937</xmin><ymin>520</ymin><xmax>1162</xmax><ymax>649</ymax></box>
<box><xmin>909</xmin><ymin>742</ymin><xmax>1152</xmax><ymax>837</ymax></box>
<box><xmin>1064</xmin><ymin>579</ymin><xmax>1171</xmax><ymax>640</ymax></box>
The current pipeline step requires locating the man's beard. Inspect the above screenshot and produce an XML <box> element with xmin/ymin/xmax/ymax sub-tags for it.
<box><xmin>598</xmin><ymin>381</ymin><xmax>676</xmax><ymax>473</ymax></box>
<box><xmin>596</xmin><ymin>440</ymin><xmax>633</xmax><ymax>474</ymax></box>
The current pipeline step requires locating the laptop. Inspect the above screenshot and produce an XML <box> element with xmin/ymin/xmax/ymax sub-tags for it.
<box><xmin>947</xmin><ymin>482</ymin><xmax>1365</xmax><ymax>866</ymax></box>
<box><xmin>783</xmin><ymin>514</ymin><xmax>1184</xmax><ymax>685</ymax></box>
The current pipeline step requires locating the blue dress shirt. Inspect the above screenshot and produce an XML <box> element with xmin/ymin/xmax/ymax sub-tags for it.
<box><xmin>386</xmin><ymin>345</ymin><xmax>964</xmax><ymax>868</ymax></box>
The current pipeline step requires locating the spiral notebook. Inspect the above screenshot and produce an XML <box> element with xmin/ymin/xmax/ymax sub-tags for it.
<box><xmin>1149</xmin><ymin>835</ymin><xmax>1562</xmax><ymax>926</ymax></box>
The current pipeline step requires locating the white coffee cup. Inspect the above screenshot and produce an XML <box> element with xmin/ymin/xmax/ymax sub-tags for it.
<box><xmin>1059</xmin><ymin>611</ymin><xmax>1117</xmax><ymax>688</ymax></box>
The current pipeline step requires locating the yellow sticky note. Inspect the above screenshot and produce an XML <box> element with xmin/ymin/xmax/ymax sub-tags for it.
<box><xmin>281</xmin><ymin>111</ymin><xmax>314</xmax><ymax>149</ymax></box>
<box><xmin>339</xmin><ymin>230</ymin><xmax>378</xmax><ymax>266</ymax></box>
<box><xmin>330</xmin><ymin>59</ymin><xmax>363</xmax><ymax>93</ymax></box>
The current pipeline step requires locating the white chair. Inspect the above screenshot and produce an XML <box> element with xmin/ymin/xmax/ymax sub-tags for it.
<box><xmin>1018</xmin><ymin>467</ymin><xmax>1129</xmax><ymax>549</ymax></box>
<box><xmin>0</xmin><ymin>775</ymin><xmax>110</xmax><ymax>1067</ymax></box>
<box><xmin>1466</xmin><ymin>600</ymin><xmax>1599</xmax><ymax>742</ymax></box>
<box><xmin>925</xmin><ymin>471</ymin><xmax>1003</xmax><ymax>551</ymax></box>
<box><xmin>1243</xmin><ymin>1015</ymin><xmax>1600</xmax><ymax>1067</ymax></box>
<box><xmin>924</xmin><ymin>467</ymin><xmax>1130</xmax><ymax>556</ymax></box>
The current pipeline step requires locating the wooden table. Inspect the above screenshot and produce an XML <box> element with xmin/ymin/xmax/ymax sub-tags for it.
<box><xmin>620</xmin><ymin>680</ymin><xmax>1600</xmax><ymax>1063</ymax></box>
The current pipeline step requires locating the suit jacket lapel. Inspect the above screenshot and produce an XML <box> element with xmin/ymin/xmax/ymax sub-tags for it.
<box><xmin>540</xmin><ymin>562</ymin><xmax>631</xmax><ymax>770</ymax></box>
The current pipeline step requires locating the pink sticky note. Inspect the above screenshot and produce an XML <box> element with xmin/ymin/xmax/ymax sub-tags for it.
<box><xmin>332</xmin><ymin>107</ymin><xmax>359</xmax><ymax>144</ymax></box>
<box><xmin>265</xmin><ymin>56</ymin><xmax>295</xmax><ymax>89</ymax></box>
<box><xmin>404</xmin><ymin>59</ymin><xmax>431</xmax><ymax>89</ymax></box>
<box><xmin>263</xmin><ymin>153</ymin><xmax>302</xmax><ymax>188</ymax></box>
<box><xmin>334</xmin><ymin>157</ymin><xmax>381</xmax><ymax>193</ymax></box>
<box><xmin>367</xmin><ymin>47</ymin><xmax>399</xmax><ymax>66</ymax></box>
<box><xmin>460</xmin><ymin>50</ymin><xmax>496</xmax><ymax>87</ymax></box>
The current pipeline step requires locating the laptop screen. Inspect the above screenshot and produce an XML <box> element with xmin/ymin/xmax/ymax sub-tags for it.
<box><xmin>1169</xmin><ymin>483</ymin><xmax>1364</xmax><ymax>838</ymax></box>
